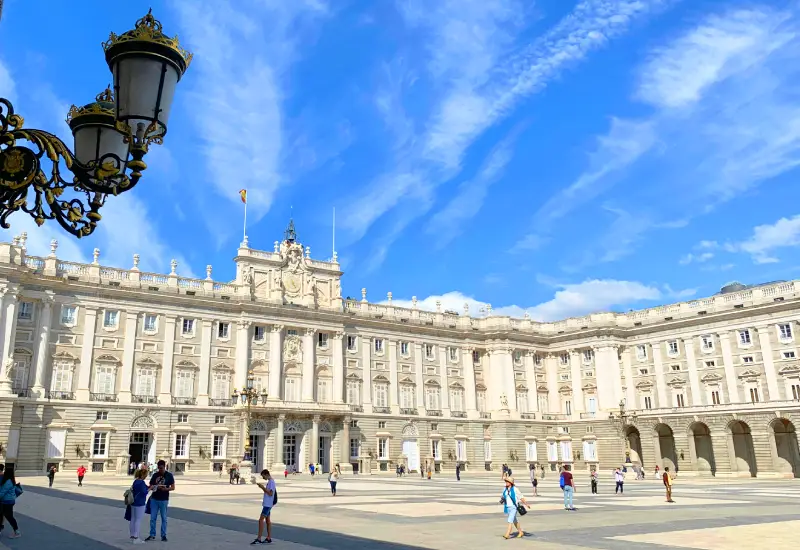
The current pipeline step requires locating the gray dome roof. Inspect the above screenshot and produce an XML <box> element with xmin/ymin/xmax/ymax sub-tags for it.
<box><xmin>720</xmin><ymin>281</ymin><xmax>748</xmax><ymax>293</ymax></box>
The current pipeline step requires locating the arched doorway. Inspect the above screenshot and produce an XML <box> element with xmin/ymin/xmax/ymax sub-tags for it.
<box><xmin>655</xmin><ymin>424</ymin><xmax>677</xmax><ymax>472</ymax></box>
<box><xmin>625</xmin><ymin>426</ymin><xmax>644</xmax><ymax>466</ymax></box>
<box><xmin>401</xmin><ymin>423</ymin><xmax>420</xmax><ymax>472</ymax></box>
<box><xmin>689</xmin><ymin>422</ymin><xmax>716</xmax><ymax>476</ymax></box>
<box><xmin>771</xmin><ymin>418</ymin><xmax>800</xmax><ymax>478</ymax></box>
<box><xmin>729</xmin><ymin>420</ymin><xmax>757</xmax><ymax>477</ymax></box>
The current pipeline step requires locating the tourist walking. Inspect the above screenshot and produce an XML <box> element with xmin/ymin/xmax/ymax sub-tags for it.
<box><xmin>146</xmin><ymin>460</ymin><xmax>175</xmax><ymax>542</ymax></box>
<box><xmin>0</xmin><ymin>465</ymin><xmax>22</xmax><ymax>538</ymax></box>
<box><xmin>77</xmin><ymin>465</ymin><xmax>86</xmax><ymax>487</ymax></box>
<box><xmin>127</xmin><ymin>468</ymin><xmax>149</xmax><ymax>544</ymax></box>
<box><xmin>590</xmin><ymin>470</ymin><xmax>598</xmax><ymax>494</ymax></box>
<box><xmin>529</xmin><ymin>465</ymin><xmax>538</xmax><ymax>496</ymax></box>
<box><xmin>47</xmin><ymin>466</ymin><xmax>56</xmax><ymax>487</ymax></box>
<box><xmin>329</xmin><ymin>465</ymin><xmax>340</xmax><ymax>496</ymax></box>
<box><xmin>499</xmin><ymin>476</ymin><xmax>530</xmax><ymax>539</ymax></box>
<box><xmin>663</xmin><ymin>467</ymin><xmax>674</xmax><ymax>502</ymax></box>
<box><xmin>560</xmin><ymin>465</ymin><xmax>575</xmax><ymax>511</ymax></box>
<box><xmin>252</xmin><ymin>469</ymin><xmax>276</xmax><ymax>545</ymax></box>
<box><xmin>614</xmin><ymin>468</ymin><xmax>624</xmax><ymax>494</ymax></box>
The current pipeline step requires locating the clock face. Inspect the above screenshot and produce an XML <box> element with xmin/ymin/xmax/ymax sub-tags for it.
<box><xmin>284</xmin><ymin>274</ymin><xmax>300</xmax><ymax>293</ymax></box>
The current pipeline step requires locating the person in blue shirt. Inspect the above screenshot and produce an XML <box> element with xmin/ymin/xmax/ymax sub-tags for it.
<box><xmin>0</xmin><ymin>466</ymin><xmax>21</xmax><ymax>538</ymax></box>
<box><xmin>146</xmin><ymin>460</ymin><xmax>175</xmax><ymax>542</ymax></box>
<box><xmin>499</xmin><ymin>476</ymin><xmax>530</xmax><ymax>539</ymax></box>
<box><xmin>128</xmin><ymin>468</ymin><xmax>150</xmax><ymax>543</ymax></box>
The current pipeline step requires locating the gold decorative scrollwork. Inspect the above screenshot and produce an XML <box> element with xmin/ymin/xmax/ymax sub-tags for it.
<box><xmin>102</xmin><ymin>9</ymin><xmax>193</xmax><ymax>68</ymax></box>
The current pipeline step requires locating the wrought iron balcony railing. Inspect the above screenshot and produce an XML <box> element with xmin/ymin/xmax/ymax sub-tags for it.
<box><xmin>90</xmin><ymin>392</ymin><xmax>118</xmax><ymax>402</ymax></box>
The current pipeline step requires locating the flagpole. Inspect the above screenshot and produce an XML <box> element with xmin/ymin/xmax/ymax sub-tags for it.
<box><xmin>332</xmin><ymin>207</ymin><xmax>336</xmax><ymax>259</ymax></box>
<box><xmin>243</xmin><ymin>199</ymin><xmax>247</xmax><ymax>241</ymax></box>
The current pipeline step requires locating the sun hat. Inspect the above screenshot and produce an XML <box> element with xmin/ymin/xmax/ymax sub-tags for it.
<box><xmin>506</xmin><ymin>476</ymin><xmax>515</xmax><ymax>485</ymax></box>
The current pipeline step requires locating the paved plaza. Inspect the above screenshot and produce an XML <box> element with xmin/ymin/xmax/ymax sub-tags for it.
<box><xmin>0</xmin><ymin>473</ymin><xmax>798</xmax><ymax>549</ymax></box>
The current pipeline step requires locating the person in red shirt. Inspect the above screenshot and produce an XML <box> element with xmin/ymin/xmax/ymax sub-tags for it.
<box><xmin>76</xmin><ymin>465</ymin><xmax>86</xmax><ymax>487</ymax></box>
<box><xmin>560</xmin><ymin>464</ymin><xmax>576</xmax><ymax>510</ymax></box>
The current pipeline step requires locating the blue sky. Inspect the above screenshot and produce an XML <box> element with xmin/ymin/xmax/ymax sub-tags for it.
<box><xmin>2</xmin><ymin>0</ymin><xmax>800</xmax><ymax>321</ymax></box>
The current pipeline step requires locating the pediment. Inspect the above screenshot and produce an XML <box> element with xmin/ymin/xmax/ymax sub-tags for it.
<box><xmin>399</xmin><ymin>376</ymin><xmax>415</xmax><ymax>385</ymax></box>
<box><xmin>213</xmin><ymin>362</ymin><xmax>233</xmax><ymax>371</ymax></box>
<box><xmin>778</xmin><ymin>364</ymin><xmax>800</xmax><ymax>375</ymax></box>
<box><xmin>13</xmin><ymin>347</ymin><xmax>31</xmax><ymax>356</ymax></box>
<box><xmin>582</xmin><ymin>383</ymin><xmax>597</xmax><ymax>392</ymax></box>
<box><xmin>700</xmin><ymin>372</ymin><xmax>722</xmax><ymax>383</ymax></box>
<box><xmin>667</xmin><ymin>377</ymin><xmax>685</xmax><ymax>387</ymax></box>
<box><xmin>372</xmin><ymin>374</ymin><xmax>390</xmax><ymax>383</ymax></box>
<box><xmin>346</xmin><ymin>372</ymin><xmax>362</xmax><ymax>380</ymax></box>
<box><xmin>136</xmin><ymin>357</ymin><xmax>159</xmax><ymax>367</ymax></box>
<box><xmin>96</xmin><ymin>354</ymin><xmax>120</xmax><ymax>363</ymax></box>
<box><xmin>53</xmin><ymin>350</ymin><xmax>78</xmax><ymax>361</ymax></box>
<box><xmin>738</xmin><ymin>369</ymin><xmax>761</xmax><ymax>379</ymax></box>
<box><xmin>558</xmin><ymin>385</ymin><xmax>572</xmax><ymax>394</ymax></box>
<box><xmin>175</xmin><ymin>360</ymin><xmax>198</xmax><ymax>369</ymax></box>
<box><xmin>635</xmin><ymin>380</ymin><xmax>653</xmax><ymax>389</ymax></box>
<box><xmin>475</xmin><ymin>383</ymin><xmax>487</xmax><ymax>391</ymax></box>
<box><xmin>536</xmin><ymin>385</ymin><xmax>549</xmax><ymax>393</ymax></box>
<box><xmin>450</xmin><ymin>382</ymin><xmax>465</xmax><ymax>389</ymax></box>
<box><xmin>424</xmin><ymin>379</ymin><xmax>441</xmax><ymax>387</ymax></box>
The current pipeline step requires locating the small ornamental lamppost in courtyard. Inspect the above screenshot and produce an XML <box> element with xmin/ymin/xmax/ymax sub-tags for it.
<box><xmin>609</xmin><ymin>399</ymin><xmax>637</xmax><ymax>462</ymax></box>
<box><xmin>232</xmin><ymin>369</ymin><xmax>268</xmax><ymax>482</ymax></box>
<box><xmin>0</xmin><ymin>10</ymin><xmax>192</xmax><ymax>238</ymax></box>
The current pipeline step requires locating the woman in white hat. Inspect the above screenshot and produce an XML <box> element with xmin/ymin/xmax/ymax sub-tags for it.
<box><xmin>499</xmin><ymin>476</ymin><xmax>530</xmax><ymax>539</ymax></box>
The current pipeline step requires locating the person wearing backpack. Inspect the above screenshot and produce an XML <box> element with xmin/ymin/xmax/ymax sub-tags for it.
<box><xmin>0</xmin><ymin>466</ymin><xmax>22</xmax><ymax>538</ymax></box>
<box><xmin>498</xmin><ymin>476</ymin><xmax>530</xmax><ymax>539</ymax></box>
<box><xmin>560</xmin><ymin>464</ymin><xmax>575</xmax><ymax>511</ymax></box>
<box><xmin>252</xmin><ymin>469</ymin><xmax>276</xmax><ymax>545</ymax></box>
<box><xmin>125</xmin><ymin>468</ymin><xmax>149</xmax><ymax>543</ymax></box>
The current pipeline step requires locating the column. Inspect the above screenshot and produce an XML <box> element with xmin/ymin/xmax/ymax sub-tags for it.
<box><xmin>682</xmin><ymin>337</ymin><xmax>703</xmax><ymax>406</ymax></box>
<box><xmin>569</xmin><ymin>350</ymin><xmax>584</xmax><ymax>415</ymax></box>
<box><xmin>332</xmin><ymin>331</ymin><xmax>344</xmax><ymax>403</ymax></box>
<box><xmin>75</xmin><ymin>307</ymin><xmax>98</xmax><ymax>401</ymax></box>
<box><xmin>756</xmin><ymin>326</ymin><xmax>781</xmax><ymax>401</ymax></box>
<box><xmin>311</xmin><ymin>415</ymin><xmax>320</xmax><ymax>467</ymax></box>
<box><xmin>524</xmin><ymin>351</ymin><xmax>538</xmax><ymax>413</ymax></box>
<box><xmin>593</xmin><ymin>346</ymin><xmax>618</xmax><ymax>412</ymax></box>
<box><xmin>651</xmin><ymin>343</ymin><xmax>669</xmax><ymax>408</ymax></box>
<box><xmin>545</xmin><ymin>354</ymin><xmax>561</xmax><ymax>413</ymax></box>
<box><xmin>268</xmin><ymin>325</ymin><xmax>283</xmax><ymax>400</ymax></box>
<box><xmin>235</xmin><ymin>321</ymin><xmax>251</xmax><ymax>391</ymax></box>
<box><xmin>197</xmin><ymin>319</ymin><xmax>213</xmax><ymax>406</ymax></box>
<box><xmin>340</xmin><ymin>416</ymin><xmax>352</xmax><ymax>473</ymax></box>
<box><xmin>619</xmin><ymin>347</ymin><xmax>636</xmax><ymax>408</ymax></box>
<box><xmin>414</xmin><ymin>342</ymin><xmax>424</xmax><ymax>413</ymax></box>
<box><xmin>158</xmin><ymin>315</ymin><xmax>177</xmax><ymax>404</ymax></box>
<box><xmin>0</xmin><ymin>290</ymin><xmax>19</xmax><ymax>394</ymax></box>
<box><xmin>361</xmin><ymin>337</ymin><xmax>372</xmax><ymax>411</ymax></box>
<box><xmin>388</xmin><ymin>340</ymin><xmax>399</xmax><ymax>410</ymax></box>
<box><xmin>272</xmin><ymin>414</ymin><xmax>286</xmax><ymax>470</ymax></box>
<box><xmin>438</xmin><ymin>345</ymin><xmax>449</xmax><ymax>412</ymax></box>
<box><xmin>718</xmin><ymin>332</ymin><xmax>741</xmax><ymax>403</ymax></box>
<box><xmin>118</xmin><ymin>311</ymin><xmax>139</xmax><ymax>404</ymax></box>
<box><xmin>302</xmin><ymin>328</ymin><xmax>315</xmax><ymax>401</ymax></box>
<box><xmin>462</xmin><ymin>346</ymin><xmax>477</xmax><ymax>416</ymax></box>
<box><xmin>30</xmin><ymin>295</ymin><xmax>54</xmax><ymax>397</ymax></box>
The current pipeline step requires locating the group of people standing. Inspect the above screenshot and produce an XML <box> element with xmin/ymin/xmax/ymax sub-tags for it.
<box><xmin>123</xmin><ymin>460</ymin><xmax>175</xmax><ymax>544</ymax></box>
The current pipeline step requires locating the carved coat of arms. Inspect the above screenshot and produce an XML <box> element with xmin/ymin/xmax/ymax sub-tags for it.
<box><xmin>284</xmin><ymin>334</ymin><xmax>302</xmax><ymax>363</ymax></box>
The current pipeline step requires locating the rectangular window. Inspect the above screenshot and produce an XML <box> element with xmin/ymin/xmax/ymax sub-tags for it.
<box><xmin>317</xmin><ymin>379</ymin><xmax>330</xmax><ymax>403</ymax></box>
<box><xmin>710</xmin><ymin>390</ymin><xmax>721</xmax><ymax>405</ymax></box>
<box><xmin>671</xmin><ymin>364</ymin><xmax>681</xmax><ymax>371</ymax></box>
<box><xmin>450</xmin><ymin>347</ymin><xmax>458</xmax><ymax>361</ymax></box>
<box><xmin>667</xmin><ymin>340</ymin><xmax>679</xmax><ymax>355</ymax></box>
<box><xmin>739</xmin><ymin>329</ymin><xmax>751</xmax><ymax>345</ymax></box>
<box><xmin>586</xmin><ymin>396</ymin><xmax>597</xmax><ymax>414</ymax></box>
<box><xmin>791</xmin><ymin>383</ymin><xmax>800</xmax><ymax>401</ymax></box>
<box><xmin>400</xmin><ymin>342</ymin><xmax>409</xmax><ymax>355</ymax></box>
<box><xmin>472</xmin><ymin>350</ymin><xmax>480</xmax><ymax>364</ymax></box>
<box><xmin>560</xmin><ymin>441</ymin><xmax>573</xmax><ymax>462</ymax></box>
<box><xmin>636</xmin><ymin>345</ymin><xmax>647</xmax><ymax>360</ymax></box>
<box><xmin>182</xmin><ymin>318</ymin><xmax>195</xmax><ymax>335</ymax></box>
<box><xmin>425</xmin><ymin>344</ymin><xmax>434</xmax><ymax>359</ymax></box>
<box><xmin>177</xmin><ymin>413</ymin><xmax>189</xmax><ymax>423</ymax></box>
<box><xmin>18</xmin><ymin>301</ymin><xmax>32</xmax><ymax>320</ymax></box>
<box><xmin>374</xmin><ymin>338</ymin><xmax>384</xmax><ymax>353</ymax></box>
<box><xmin>94</xmin><ymin>365</ymin><xmax>116</xmax><ymax>395</ymax></box>
<box><xmin>484</xmin><ymin>440</ymin><xmax>492</xmax><ymax>462</ymax></box>
<box><xmin>547</xmin><ymin>441</ymin><xmax>558</xmax><ymax>462</ymax></box>
<box><xmin>431</xmin><ymin>440</ymin><xmax>441</xmax><ymax>460</ymax></box>
<box><xmin>400</xmin><ymin>385</ymin><xmax>415</xmax><ymax>409</ymax></box>
<box><xmin>174</xmin><ymin>434</ymin><xmax>188</xmax><ymax>458</ymax></box>
<box><xmin>378</xmin><ymin>438</ymin><xmax>389</xmax><ymax>459</ymax></box>
<box><xmin>701</xmin><ymin>335</ymin><xmax>714</xmax><ymax>350</ymax></box>
<box><xmin>639</xmin><ymin>368</ymin><xmax>649</xmax><ymax>375</ymax></box>
<box><xmin>318</xmin><ymin>332</ymin><xmax>329</xmax><ymax>348</ymax></box>
<box><xmin>425</xmin><ymin>387</ymin><xmax>440</xmax><ymax>410</ymax></box>
<box><xmin>456</xmin><ymin>439</ymin><xmax>467</xmax><ymax>461</ymax></box>
<box><xmin>476</xmin><ymin>391</ymin><xmax>486</xmax><ymax>412</ymax></box>
<box><xmin>749</xmin><ymin>386</ymin><xmax>760</xmax><ymax>403</ymax></box>
<box><xmin>217</xmin><ymin>322</ymin><xmax>230</xmax><ymax>339</ymax></box>
<box><xmin>516</xmin><ymin>392</ymin><xmax>528</xmax><ymax>413</ymax></box>
<box><xmin>92</xmin><ymin>432</ymin><xmax>108</xmax><ymax>457</ymax></box>
<box><xmin>350</xmin><ymin>438</ymin><xmax>359</xmax><ymax>460</ymax></box>
<box><xmin>374</xmin><ymin>384</ymin><xmax>388</xmax><ymax>408</ymax></box>
<box><xmin>212</xmin><ymin>371</ymin><xmax>230</xmax><ymax>400</ymax></box>
<box><xmin>96</xmin><ymin>411</ymin><xmax>109</xmax><ymax>421</ymax></box>
<box><xmin>538</xmin><ymin>393</ymin><xmax>549</xmax><ymax>413</ymax></box>
<box><xmin>783</xmin><ymin>351</ymin><xmax>796</xmax><ymax>359</ymax></box>
<box><xmin>560</xmin><ymin>353</ymin><xmax>569</xmax><ymax>365</ymax></box>
<box><xmin>103</xmin><ymin>310</ymin><xmax>119</xmax><ymax>328</ymax></box>
<box><xmin>582</xmin><ymin>349</ymin><xmax>593</xmax><ymax>363</ymax></box>
<box><xmin>347</xmin><ymin>335</ymin><xmax>357</xmax><ymax>351</ymax></box>
<box><xmin>583</xmin><ymin>440</ymin><xmax>597</xmax><ymax>462</ymax></box>
<box><xmin>676</xmin><ymin>393</ymin><xmax>685</xmax><ymax>407</ymax></box>
<box><xmin>346</xmin><ymin>380</ymin><xmax>361</xmax><ymax>405</ymax></box>
<box><xmin>144</xmin><ymin>314</ymin><xmax>157</xmax><ymax>332</ymax></box>
<box><xmin>534</xmin><ymin>354</ymin><xmax>542</xmax><ymax>366</ymax></box>
<box><xmin>526</xmin><ymin>441</ymin><xmax>538</xmax><ymax>462</ymax></box>
<box><xmin>705</xmin><ymin>360</ymin><xmax>715</xmax><ymax>368</ymax></box>
<box><xmin>450</xmin><ymin>389</ymin><xmax>464</xmax><ymax>412</ymax></box>
<box><xmin>284</xmin><ymin>377</ymin><xmax>300</xmax><ymax>402</ymax></box>
<box><xmin>212</xmin><ymin>435</ymin><xmax>225</xmax><ymax>458</ymax></box>
<box><xmin>214</xmin><ymin>415</ymin><xmax>225</xmax><ymax>424</ymax></box>
<box><xmin>644</xmin><ymin>395</ymin><xmax>653</xmax><ymax>409</ymax></box>
<box><xmin>564</xmin><ymin>400</ymin><xmax>572</xmax><ymax>416</ymax></box>
<box><xmin>254</xmin><ymin>326</ymin><xmax>265</xmax><ymax>341</ymax></box>
<box><xmin>61</xmin><ymin>305</ymin><xmax>77</xmax><ymax>325</ymax></box>
<box><xmin>742</xmin><ymin>356</ymin><xmax>754</xmax><ymax>364</ymax></box>
<box><xmin>378</xmin><ymin>421</ymin><xmax>386</xmax><ymax>429</ymax></box>
<box><xmin>779</xmin><ymin>323</ymin><xmax>793</xmax><ymax>341</ymax></box>
<box><xmin>514</xmin><ymin>350</ymin><xmax>523</xmax><ymax>364</ymax></box>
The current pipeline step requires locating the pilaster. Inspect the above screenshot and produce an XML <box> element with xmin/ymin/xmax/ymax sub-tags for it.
<box><xmin>302</xmin><ymin>328</ymin><xmax>315</xmax><ymax>402</ymax></box>
<box><xmin>523</xmin><ymin>351</ymin><xmax>538</xmax><ymax>412</ymax></box>
<box><xmin>756</xmin><ymin>326</ymin><xmax>781</xmax><ymax>401</ymax></box>
<box><xmin>157</xmin><ymin>315</ymin><xmax>177</xmax><ymax>404</ymax></box>
<box><xmin>718</xmin><ymin>332</ymin><xmax>741</xmax><ymax>403</ymax></box>
<box><xmin>332</xmin><ymin>331</ymin><xmax>344</xmax><ymax>403</ymax></box>
<box><xmin>569</xmin><ymin>350</ymin><xmax>584</xmax><ymax>415</ymax></box>
<box><xmin>75</xmin><ymin>307</ymin><xmax>98</xmax><ymax>401</ymax></box>
<box><xmin>438</xmin><ymin>345</ymin><xmax>450</xmax><ymax>413</ymax></box>
<box><xmin>361</xmin><ymin>337</ymin><xmax>372</xmax><ymax>413</ymax></box>
<box><xmin>118</xmin><ymin>311</ymin><xmax>139</xmax><ymax>404</ymax></box>
<box><xmin>545</xmin><ymin>354</ymin><xmax>561</xmax><ymax>413</ymax></box>
<box><xmin>620</xmin><ymin>347</ymin><xmax>636</xmax><ymax>408</ymax></box>
<box><xmin>311</xmin><ymin>415</ymin><xmax>320</xmax><ymax>467</ymax></box>
<box><xmin>462</xmin><ymin>346</ymin><xmax>478</xmax><ymax>417</ymax></box>
<box><xmin>268</xmin><ymin>325</ymin><xmax>283</xmax><ymax>400</ymax></box>
<box><xmin>234</xmin><ymin>320</ymin><xmax>252</xmax><ymax>391</ymax></box>
<box><xmin>414</xmin><ymin>342</ymin><xmax>424</xmax><ymax>414</ymax></box>
<box><xmin>30</xmin><ymin>293</ymin><xmax>55</xmax><ymax>397</ymax></box>
<box><xmin>682</xmin><ymin>337</ymin><xmax>703</xmax><ymax>406</ymax></box>
<box><xmin>388</xmin><ymin>339</ymin><xmax>399</xmax><ymax>411</ymax></box>
<box><xmin>651</xmin><ymin>343</ymin><xmax>669</xmax><ymax>408</ymax></box>
<box><xmin>197</xmin><ymin>319</ymin><xmax>213</xmax><ymax>406</ymax></box>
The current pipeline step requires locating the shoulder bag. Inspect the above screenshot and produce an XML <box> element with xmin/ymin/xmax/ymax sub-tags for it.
<box><xmin>508</xmin><ymin>487</ymin><xmax>527</xmax><ymax>516</ymax></box>
<box><xmin>272</xmin><ymin>485</ymin><xmax>278</xmax><ymax>505</ymax></box>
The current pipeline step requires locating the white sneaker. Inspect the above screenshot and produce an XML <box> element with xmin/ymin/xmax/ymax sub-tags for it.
<box><xmin>132</xmin><ymin>539</ymin><xmax>145</xmax><ymax>545</ymax></box>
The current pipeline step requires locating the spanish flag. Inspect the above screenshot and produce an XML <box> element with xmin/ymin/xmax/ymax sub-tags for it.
<box><xmin>239</xmin><ymin>189</ymin><xmax>247</xmax><ymax>204</ymax></box>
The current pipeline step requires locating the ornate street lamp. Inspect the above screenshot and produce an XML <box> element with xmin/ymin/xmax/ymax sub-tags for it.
<box><xmin>0</xmin><ymin>10</ymin><xmax>191</xmax><ymax>238</ymax></box>
<box><xmin>232</xmin><ymin>370</ymin><xmax>269</xmax><ymax>463</ymax></box>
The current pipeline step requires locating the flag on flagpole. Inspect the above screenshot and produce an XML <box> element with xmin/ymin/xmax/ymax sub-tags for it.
<box><xmin>239</xmin><ymin>189</ymin><xmax>247</xmax><ymax>204</ymax></box>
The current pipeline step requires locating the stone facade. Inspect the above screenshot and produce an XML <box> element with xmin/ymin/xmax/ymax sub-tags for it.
<box><xmin>0</xmin><ymin>228</ymin><xmax>798</xmax><ymax>479</ymax></box>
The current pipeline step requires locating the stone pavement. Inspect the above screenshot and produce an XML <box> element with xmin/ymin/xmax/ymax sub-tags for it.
<box><xmin>0</xmin><ymin>472</ymin><xmax>798</xmax><ymax>549</ymax></box>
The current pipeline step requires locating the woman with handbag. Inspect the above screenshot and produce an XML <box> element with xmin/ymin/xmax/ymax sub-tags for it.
<box><xmin>127</xmin><ymin>469</ymin><xmax>150</xmax><ymax>543</ymax></box>
<box><xmin>0</xmin><ymin>467</ymin><xmax>22</xmax><ymax>538</ymax></box>
<box><xmin>498</xmin><ymin>476</ymin><xmax>530</xmax><ymax>540</ymax></box>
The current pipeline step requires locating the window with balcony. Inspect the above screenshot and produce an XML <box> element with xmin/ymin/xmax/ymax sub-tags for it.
<box><xmin>136</xmin><ymin>368</ymin><xmax>156</xmax><ymax>397</ymax></box>
<box><xmin>212</xmin><ymin>371</ymin><xmax>230</xmax><ymax>401</ymax></box>
<box><xmin>92</xmin><ymin>432</ymin><xmax>108</xmax><ymax>458</ymax></box>
<box><xmin>635</xmin><ymin>345</ymin><xmax>647</xmax><ymax>360</ymax></box>
<box><xmin>317</xmin><ymin>379</ymin><xmax>331</xmax><ymax>403</ymax></box>
<box><xmin>748</xmin><ymin>385</ymin><xmax>760</xmax><ymax>403</ymax></box>
<box><xmin>779</xmin><ymin>323</ymin><xmax>793</xmax><ymax>341</ymax></box>
<box><xmin>739</xmin><ymin>329</ymin><xmax>752</xmax><ymax>346</ymax></box>
<box><xmin>12</xmin><ymin>353</ymin><xmax>30</xmax><ymax>394</ymax></box>
<box><xmin>254</xmin><ymin>326</ymin><xmax>265</xmax><ymax>341</ymax></box>
<box><xmin>586</xmin><ymin>396</ymin><xmax>597</xmax><ymax>416</ymax></box>
<box><xmin>182</xmin><ymin>318</ymin><xmax>195</xmax><ymax>336</ymax></box>
<box><xmin>51</xmin><ymin>361</ymin><xmax>74</xmax><ymax>393</ymax></box>
<box><xmin>94</xmin><ymin>365</ymin><xmax>116</xmax><ymax>396</ymax></box>
<box><xmin>563</xmin><ymin>400</ymin><xmax>572</xmax><ymax>416</ymax></box>
<box><xmin>284</xmin><ymin>377</ymin><xmax>300</xmax><ymax>402</ymax></box>
<box><xmin>701</xmin><ymin>335</ymin><xmax>714</xmax><ymax>351</ymax></box>
<box><xmin>675</xmin><ymin>392</ymin><xmax>686</xmax><ymax>407</ymax></box>
<box><xmin>667</xmin><ymin>340</ymin><xmax>679</xmax><ymax>355</ymax></box>
<box><xmin>18</xmin><ymin>301</ymin><xmax>32</xmax><ymax>320</ymax></box>
<box><xmin>791</xmin><ymin>382</ymin><xmax>800</xmax><ymax>401</ymax></box>
<box><xmin>61</xmin><ymin>305</ymin><xmax>77</xmax><ymax>326</ymax></box>
<box><xmin>175</xmin><ymin>370</ymin><xmax>195</xmax><ymax>398</ymax></box>
<box><xmin>425</xmin><ymin>386</ymin><xmax>440</xmax><ymax>410</ymax></box>
<box><xmin>347</xmin><ymin>335</ymin><xmax>357</xmax><ymax>351</ymax></box>
<box><xmin>516</xmin><ymin>391</ymin><xmax>528</xmax><ymax>413</ymax></box>
<box><xmin>373</xmin><ymin>384</ymin><xmax>388</xmax><ymax>408</ymax></box>
<box><xmin>174</xmin><ymin>434</ymin><xmax>188</xmax><ymax>458</ymax></box>
<box><xmin>143</xmin><ymin>314</ymin><xmax>158</xmax><ymax>332</ymax></box>
<box><xmin>450</xmin><ymin>388</ymin><xmax>464</xmax><ymax>412</ymax></box>
<box><xmin>643</xmin><ymin>394</ymin><xmax>653</xmax><ymax>409</ymax></box>
<box><xmin>212</xmin><ymin>434</ymin><xmax>226</xmax><ymax>458</ymax></box>
<box><xmin>400</xmin><ymin>385</ymin><xmax>415</xmax><ymax>409</ymax></box>
<box><xmin>217</xmin><ymin>322</ymin><xmax>230</xmax><ymax>339</ymax></box>
<box><xmin>538</xmin><ymin>393</ymin><xmax>549</xmax><ymax>413</ymax></box>
<box><xmin>476</xmin><ymin>390</ymin><xmax>486</xmax><ymax>412</ymax></box>
<box><xmin>346</xmin><ymin>380</ymin><xmax>361</xmax><ymax>405</ymax></box>
<box><xmin>472</xmin><ymin>350</ymin><xmax>480</xmax><ymax>364</ymax></box>
<box><xmin>400</xmin><ymin>342</ymin><xmax>409</xmax><ymax>355</ymax></box>
<box><xmin>374</xmin><ymin>339</ymin><xmax>384</xmax><ymax>353</ymax></box>
<box><xmin>425</xmin><ymin>344</ymin><xmax>435</xmax><ymax>359</ymax></box>
<box><xmin>317</xmin><ymin>332</ymin><xmax>329</xmax><ymax>348</ymax></box>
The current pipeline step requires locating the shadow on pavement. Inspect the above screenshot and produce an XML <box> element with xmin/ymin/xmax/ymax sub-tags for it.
<box><xmin>23</xmin><ymin>486</ymin><xmax>430</xmax><ymax>550</ymax></box>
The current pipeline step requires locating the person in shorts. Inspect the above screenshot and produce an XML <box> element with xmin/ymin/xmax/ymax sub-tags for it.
<box><xmin>499</xmin><ymin>476</ymin><xmax>530</xmax><ymax>539</ymax></box>
<box><xmin>529</xmin><ymin>465</ymin><xmax>538</xmax><ymax>496</ymax></box>
<box><xmin>252</xmin><ymin>469</ymin><xmax>276</xmax><ymax>544</ymax></box>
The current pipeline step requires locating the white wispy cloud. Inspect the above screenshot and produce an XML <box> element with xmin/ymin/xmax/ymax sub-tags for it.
<box><xmin>384</xmin><ymin>278</ymin><xmax>694</xmax><ymax>322</ymax></box>
<box><xmin>679</xmin><ymin>252</ymin><xmax>714</xmax><ymax>265</ymax></box>
<box><xmin>726</xmin><ymin>214</ymin><xmax>800</xmax><ymax>264</ymax></box>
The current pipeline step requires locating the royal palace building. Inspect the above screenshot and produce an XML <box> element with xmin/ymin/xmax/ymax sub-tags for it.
<box><xmin>0</xmin><ymin>223</ymin><xmax>799</xmax><ymax>479</ymax></box>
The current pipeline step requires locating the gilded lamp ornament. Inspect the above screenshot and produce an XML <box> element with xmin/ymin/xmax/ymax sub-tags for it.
<box><xmin>0</xmin><ymin>10</ymin><xmax>192</xmax><ymax>238</ymax></box>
